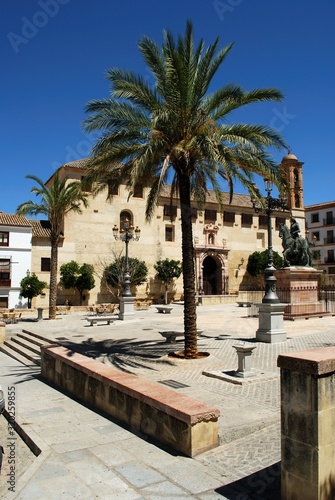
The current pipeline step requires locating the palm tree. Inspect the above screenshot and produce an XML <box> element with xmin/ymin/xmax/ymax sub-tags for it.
<box><xmin>83</xmin><ymin>21</ymin><xmax>288</xmax><ymax>358</ymax></box>
<box><xmin>17</xmin><ymin>173</ymin><xmax>89</xmax><ymax>319</ymax></box>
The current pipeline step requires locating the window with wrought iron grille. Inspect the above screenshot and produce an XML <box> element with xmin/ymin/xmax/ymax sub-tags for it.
<box><xmin>165</xmin><ymin>226</ymin><xmax>174</xmax><ymax>242</ymax></box>
<box><xmin>191</xmin><ymin>207</ymin><xmax>197</xmax><ymax>219</ymax></box>
<box><xmin>259</xmin><ymin>215</ymin><xmax>268</xmax><ymax>228</ymax></box>
<box><xmin>204</xmin><ymin>209</ymin><xmax>217</xmax><ymax>221</ymax></box>
<box><xmin>133</xmin><ymin>184</ymin><xmax>143</xmax><ymax>198</ymax></box>
<box><xmin>0</xmin><ymin>232</ymin><xmax>9</xmax><ymax>246</ymax></box>
<box><xmin>224</xmin><ymin>211</ymin><xmax>235</xmax><ymax>223</ymax></box>
<box><xmin>276</xmin><ymin>217</ymin><xmax>286</xmax><ymax>230</ymax></box>
<box><xmin>241</xmin><ymin>213</ymin><xmax>253</xmax><ymax>226</ymax></box>
<box><xmin>41</xmin><ymin>258</ymin><xmax>51</xmax><ymax>272</ymax></box>
<box><xmin>0</xmin><ymin>259</ymin><xmax>10</xmax><ymax>285</ymax></box>
<box><xmin>164</xmin><ymin>205</ymin><xmax>177</xmax><ymax>218</ymax></box>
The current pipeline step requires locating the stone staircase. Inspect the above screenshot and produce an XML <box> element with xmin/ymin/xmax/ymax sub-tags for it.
<box><xmin>0</xmin><ymin>330</ymin><xmax>55</xmax><ymax>367</ymax></box>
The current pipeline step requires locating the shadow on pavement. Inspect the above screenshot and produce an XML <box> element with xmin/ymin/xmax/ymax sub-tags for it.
<box><xmin>57</xmin><ymin>337</ymin><xmax>177</xmax><ymax>374</ymax></box>
<box><xmin>216</xmin><ymin>462</ymin><xmax>281</xmax><ymax>499</ymax></box>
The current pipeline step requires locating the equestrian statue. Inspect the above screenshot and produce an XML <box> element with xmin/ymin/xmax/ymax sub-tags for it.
<box><xmin>279</xmin><ymin>217</ymin><xmax>313</xmax><ymax>267</ymax></box>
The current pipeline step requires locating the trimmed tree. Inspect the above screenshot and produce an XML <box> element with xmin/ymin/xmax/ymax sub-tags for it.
<box><xmin>83</xmin><ymin>21</ymin><xmax>287</xmax><ymax>357</ymax></box>
<box><xmin>20</xmin><ymin>273</ymin><xmax>47</xmax><ymax>308</ymax></box>
<box><xmin>154</xmin><ymin>259</ymin><xmax>182</xmax><ymax>304</ymax></box>
<box><xmin>103</xmin><ymin>257</ymin><xmax>148</xmax><ymax>295</ymax></box>
<box><xmin>247</xmin><ymin>250</ymin><xmax>283</xmax><ymax>279</ymax></box>
<box><xmin>60</xmin><ymin>261</ymin><xmax>95</xmax><ymax>305</ymax></box>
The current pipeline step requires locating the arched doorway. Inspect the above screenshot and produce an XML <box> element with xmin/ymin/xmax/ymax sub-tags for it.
<box><xmin>203</xmin><ymin>256</ymin><xmax>218</xmax><ymax>295</ymax></box>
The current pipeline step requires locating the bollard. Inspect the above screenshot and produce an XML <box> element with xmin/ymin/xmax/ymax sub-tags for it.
<box><xmin>37</xmin><ymin>308</ymin><xmax>43</xmax><ymax>321</ymax></box>
<box><xmin>232</xmin><ymin>343</ymin><xmax>257</xmax><ymax>378</ymax></box>
<box><xmin>0</xmin><ymin>322</ymin><xmax>5</xmax><ymax>344</ymax></box>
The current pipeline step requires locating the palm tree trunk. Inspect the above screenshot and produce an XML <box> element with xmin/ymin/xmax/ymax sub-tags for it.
<box><xmin>179</xmin><ymin>174</ymin><xmax>198</xmax><ymax>358</ymax></box>
<box><xmin>49</xmin><ymin>238</ymin><xmax>58</xmax><ymax>319</ymax></box>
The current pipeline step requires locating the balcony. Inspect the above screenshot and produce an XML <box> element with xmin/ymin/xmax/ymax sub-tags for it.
<box><xmin>0</xmin><ymin>279</ymin><xmax>11</xmax><ymax>287</ymax></box>
<box><xmin>323</xmin><ymin>217</ymin><xmax>335</xmax><ymax>225</ymax></box>
<box><xmin>323</xmin><ymin>236</ymin><xmax>335</xmax><ymax>244</ymax></box>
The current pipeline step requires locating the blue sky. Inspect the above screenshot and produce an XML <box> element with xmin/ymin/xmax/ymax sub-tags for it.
<box><xmin>2</xmin><ymin>0</ymin><xmax>334</xmax><ymax>214</ymax></box>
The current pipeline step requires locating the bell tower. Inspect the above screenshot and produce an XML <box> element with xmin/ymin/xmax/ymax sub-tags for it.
<box><xmin>280</xmin><ymin>153</ymin><xmax>306</xmax><ymax>235</ymax></box>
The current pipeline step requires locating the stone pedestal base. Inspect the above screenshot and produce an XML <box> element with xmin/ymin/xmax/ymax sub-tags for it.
<box><xmin>276</xmin><ymin>267</ymin><xmax>329</xmax><ymax>320</ymax></box>
<box><xmin>256</xmin><ymin>303</ymin><xmax>287</xmax><ymax>343</ymax></box>
<box><xmin>119</xmin><ymin>296</ymin><xmax>135</xmax><ymax>320</ymax></box>
<box><xmin>278</xmin><ymin>347</ymin><xmax>335</xmax><ymax>499</ymax></box>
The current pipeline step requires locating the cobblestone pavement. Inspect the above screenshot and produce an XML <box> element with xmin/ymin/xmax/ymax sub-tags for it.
<box><xmin>0</xmin><ymin>414</ymin><xmax>35</xmax><ymax>496</ymax></box>
<box><xmin>1</xmin><ymin>304</ymin><xmax>335</xmax><ymax>498</ymax></box>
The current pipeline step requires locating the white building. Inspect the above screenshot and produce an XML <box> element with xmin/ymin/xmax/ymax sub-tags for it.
<box><xmin>305</xmin><ymin>201</ymin><xmax>335</xmax><ymax>275</ymax></box>
<box><xmin>0</xmin><ymin>213</ymin><xmax>32</xmax><ymax>308</ymax></box>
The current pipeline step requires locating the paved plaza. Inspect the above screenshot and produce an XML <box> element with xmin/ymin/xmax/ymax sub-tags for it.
<box><xmin>0</xmin><ymin>303</ymin><xmax>334</xmax><ymax>499</ymax></box>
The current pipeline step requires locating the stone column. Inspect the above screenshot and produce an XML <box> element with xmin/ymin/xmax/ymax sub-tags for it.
<box><xmin>278</xmin><ymin>347</ymin><xmax>335</xmax><ymax>499</ymax></box>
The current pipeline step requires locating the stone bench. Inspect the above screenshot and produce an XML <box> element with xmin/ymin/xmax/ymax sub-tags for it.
<box><xmin>40</xmin><ymin>345</ymin><xmax>220</xmax><ymax>457</ymax></box>
<box><xmin>85</xmin><ymin>315</ymin><xmax>115</xmax><ymax>326</ymax></box>
<box><xmin>159</xmin><ymin>330</ymin><xmax>204</xmax><ymax>343</ymax></box>
<box><xmin>236</xmin><ymin>301</ymin><xmax>252</xmax><ymax>307</ymax></box>
<box><xmin>156</xmin><ymin>306</ymin><xmax>173</xmax><ymax>314</ymax></box>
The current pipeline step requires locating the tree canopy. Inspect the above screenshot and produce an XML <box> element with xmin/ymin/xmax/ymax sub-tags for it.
<box><xmin>20</xmin><ymin>273</ymin><xmax>47</xmax><ymax>309</ymax></box>
<box><xmin>154</xmin><ymin>259</ymin><xmax>182</xmax><ymax>304</ymax></box>
<box><xmin>83</xmin><ymin>21</ymin><xmax>287</xmax><ymax>357</ymax></box>
<box><xmin>103</xmin><ymin>257</ymin><xmax>148</xmax><ymax>293</ymax></box>
<box><xmin>60</xmin><ymin>261</ymin><xmax>95</xmax><ymax>305</ymax></box>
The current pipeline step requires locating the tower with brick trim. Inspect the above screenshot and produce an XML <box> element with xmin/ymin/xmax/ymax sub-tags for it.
<box><xmin>279</xmin><ymin>153</ymin><xmax>306</xmax><ymax>237</ymax></box>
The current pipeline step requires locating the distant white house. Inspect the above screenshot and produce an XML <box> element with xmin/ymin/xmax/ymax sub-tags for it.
<box><xmin>305</xmin><ymin>201</ymin><xmax>335</xmax><ymax>275</ymax></box>
<box><xmin>0</xmin><ymin>212</ymin><xmax>32</xmax><ymax>308</ymax></box>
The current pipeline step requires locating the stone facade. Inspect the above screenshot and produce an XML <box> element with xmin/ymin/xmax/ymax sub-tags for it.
<box><xmin>1</xmin><ymin>154</ymin><xmax>308</xmax><ymax>308</ymax></box>
<box><xmin>30</xmin><ymin>158</ymin><xmax>295</xmax><ymax>307</ymax></box>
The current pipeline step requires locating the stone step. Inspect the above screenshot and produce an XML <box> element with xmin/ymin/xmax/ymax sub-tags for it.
<box><xmin>17</xmin><ymin>332</ymin><xmax>52</xmax><ymax>347</ymax></box>
<box><xmin>21</xmin><ymin>329</ymin><xmax>55</xmax><ymax>344</ymax></box>
<box><xmin>9</xmin><ymin>336</ymin><xmax>41</xmax><ymax>355</ymax></box>
<box><xmin>0</xmin><ymin>343</ymin><xmax>40</xmax><ymax>367</ymax></box>
<box><xmin>2</xmin><ymin>339</ymin><xmax>41</xmax><ymax>366</ymax></box>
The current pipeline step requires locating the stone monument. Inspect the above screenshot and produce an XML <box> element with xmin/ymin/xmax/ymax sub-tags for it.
<box><xmin>277</xmin><ymin>219</ymin><xmax>329</xmax><ymax>319</ymax></box>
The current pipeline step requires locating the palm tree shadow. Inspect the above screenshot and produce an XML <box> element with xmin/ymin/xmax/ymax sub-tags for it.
<box><xmin>215</xmin><ymin>461</ymin><xmax>281</xmax><ymax>499</ymax></box>
<box><xmin>58</xmin><ymin>337</ymin><xmax>175</xmax><ymax>374</ymax></box>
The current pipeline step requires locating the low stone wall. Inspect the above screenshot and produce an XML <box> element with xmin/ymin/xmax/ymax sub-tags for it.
<box><xmin>40</xmin><ymin>345</ymin><xmax>220</xmax><ymax>457</ymax></box>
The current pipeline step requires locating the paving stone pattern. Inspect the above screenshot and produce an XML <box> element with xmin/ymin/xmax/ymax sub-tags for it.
<box><xmin>0</xmin><ymin>304</ymin><xmax>334</xmax><ymax>498</ymax></box>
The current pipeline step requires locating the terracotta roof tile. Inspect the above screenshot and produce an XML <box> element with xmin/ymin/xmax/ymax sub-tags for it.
<box><xmin>0</xmin><ymin>212</ymin><xmax>31</xmax><ymax>227</ymax></box>
<box><xmin>30</xmin><ymin>220</ymin><xmax>51</xmax><ymax>238</ymax></box>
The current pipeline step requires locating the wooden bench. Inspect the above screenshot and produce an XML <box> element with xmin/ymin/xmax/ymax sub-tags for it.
<box><xmin>40</xmin><ymin>345</ymin><xmax>220</xmax><ymax>457</ymax></box>
<box><xmin>159</xmin><ymin>330</ymin><xmax>204</xmax><ymax>342</ymax></box>
<box><xmin>85</xmin><ymin>315</ymin><xmax>115</xmax><ymax>326</ymax></box>
<box><xmin>156</xmin><ymin>306</ymin><xmax>173</xmax><ymax>314</ymax></box>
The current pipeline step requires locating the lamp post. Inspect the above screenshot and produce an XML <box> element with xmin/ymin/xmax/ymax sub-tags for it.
<box><xmin>112</xmin><ymin>219</ymin><xmax>141</xmax><ymax>297</ymax></box>
<box><xmin>251</xmin><ymin>179</ymin><xmax>287</xmax><ymax>303</ymax></box>
<box><xmin>251</xmin><ymin>179</ymin><xmax>288</xmax><ymax>343</ymax></box>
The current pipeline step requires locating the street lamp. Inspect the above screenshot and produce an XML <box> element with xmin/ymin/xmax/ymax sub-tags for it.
<box><xmin>251</xmin><ymin>180</ymin><xmax>287</xmax><ymax>304</ymax></box>
<box><xmin>112</xmin><ymin>219</ymin><xmax>141</xmax><ymax>297</ymax></box>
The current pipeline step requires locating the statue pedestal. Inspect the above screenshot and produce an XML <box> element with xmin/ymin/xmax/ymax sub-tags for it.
<box><xmin>276</xmin><ymin>267</ymin><xmax>329</xmax><ymax>320</ymax></box>
<box><xmin>119</xmin><ymin>296</ymin><xmax>135</xmax><ymax>320</ymax></box>
<box><xmin>256</xmin><ymin>303</ymin><xmax>287</xmax><ymax>343</ymax></box>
